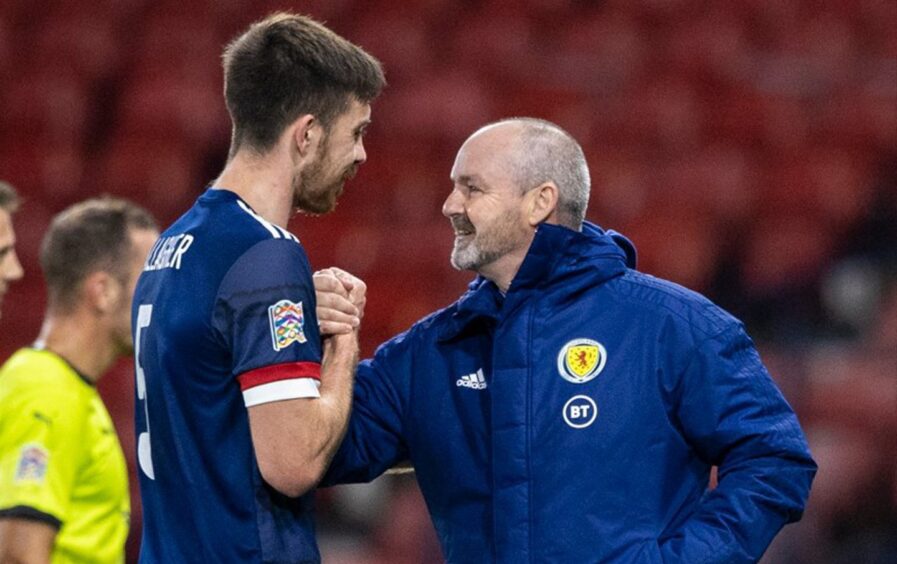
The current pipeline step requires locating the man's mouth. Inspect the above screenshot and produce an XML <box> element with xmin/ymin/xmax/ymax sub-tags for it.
<box><xmin>452</xmin><ymin>219</ymin><xmax>475</xmax><ymax>237</ymax></box>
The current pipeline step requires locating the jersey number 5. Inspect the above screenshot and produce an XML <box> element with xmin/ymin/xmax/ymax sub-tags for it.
<box><xmin>135</xmin><ymin>304</ymin><xmax>155</xmax><ymax>480</ymax></box>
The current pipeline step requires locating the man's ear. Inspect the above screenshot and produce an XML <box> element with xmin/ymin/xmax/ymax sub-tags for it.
<box><xmin>291</xmin><ymin>114</ymin><xmax>320</xmax><ymax>158</ymax></box>
<box><xmin>83</xmin><ymin>271</ymin><xmax>120</xmax><ymax>314</ymax></box>
<box><xmin>527</xmin><ymin>182</ymin><xmax>559</xmax><ymax>227</ymax></box>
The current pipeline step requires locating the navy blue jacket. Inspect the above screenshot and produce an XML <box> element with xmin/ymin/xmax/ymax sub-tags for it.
<box><xmin>324</xmin><ymin>222</ymin><xmax>815</xmax><ymax>563</ymax></box>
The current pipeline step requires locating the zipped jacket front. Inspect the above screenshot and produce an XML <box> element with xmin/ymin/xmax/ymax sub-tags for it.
<box><xmin>324</xmin><ymin>222</ymin><xmax>816</xmax><ymax>563</ymax></box>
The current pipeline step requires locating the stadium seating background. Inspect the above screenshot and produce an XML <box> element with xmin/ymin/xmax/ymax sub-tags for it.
<box><xmin>1</xmin><ymin>0</ymin><xmax>895</xmax><ymax>562</ymax></box>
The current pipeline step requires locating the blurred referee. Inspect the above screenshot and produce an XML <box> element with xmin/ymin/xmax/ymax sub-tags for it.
<box><xmin>0</xmin><ymin>198</ymin><xmax>157</xmax><ymax>563</ymax></box>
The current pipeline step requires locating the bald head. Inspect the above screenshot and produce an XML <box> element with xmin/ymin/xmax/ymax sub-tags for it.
<box><xmin>464</xmin><ymin>118</ymin><xmax>591</xmax><ymax>230</ymax></box>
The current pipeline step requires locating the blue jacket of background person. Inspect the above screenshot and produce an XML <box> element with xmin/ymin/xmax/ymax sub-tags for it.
<box><xmin>322</xmin><ymin>221</ymin><xmax>816</xmax><ymax>563</ymax></box>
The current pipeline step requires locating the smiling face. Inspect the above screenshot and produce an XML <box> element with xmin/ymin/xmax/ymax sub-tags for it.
<box><xmin>442</xmin><ymin>123</ymin><xmax>538</xmax><ymax>289</ymax></box>
<box><xmin>0</xmin><ymin>208</ymin><xmax>23</xmax><ymax>319</ymax></box>
<box><xmin>293</xmin><ymin>97</ymin><xmax>371</xmax><ymax>214</ymax></box>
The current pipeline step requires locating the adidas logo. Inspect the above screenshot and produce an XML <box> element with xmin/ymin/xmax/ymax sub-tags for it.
<box><xmin>456</xmin><ymin>368</ymin><xmax>487</xmax><ymax>390</ymax></box>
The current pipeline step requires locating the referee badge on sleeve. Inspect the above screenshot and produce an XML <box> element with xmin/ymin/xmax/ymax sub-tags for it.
<box><xmin>268</xmin><ymin>299</ymin><xmax>307</xmax><ymax>351</ymax></box>
<box><xmin>15</xmin><ymin>443</ymin><xmax>49</xmax><ymax>483</ymax></box>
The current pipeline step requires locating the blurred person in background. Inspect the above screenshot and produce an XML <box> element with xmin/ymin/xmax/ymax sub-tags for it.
<box><xmin>0</xmin><ymin>198</ymin><xmax>157</xmax><ymax>563</ymax></box>
<box><xmin>317</xmin><ymin>118</ymin><xmax>816</xmax><ymax>563</ymax></box>
<box><xmin>0</xmin><ymin>181</ymin><xmax>24</xmax><ymax>321</ymax></box>
<box><xmin>131</xmin><ymin>12</ymin><xmax>384</xmax><ymax>562</ymax></box>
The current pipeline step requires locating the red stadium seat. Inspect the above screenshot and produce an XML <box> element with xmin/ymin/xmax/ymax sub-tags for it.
<box><xmin>0</xmin><ymin>70</ymin><xmax>91</xmax><ymax>148</ymax></box>
<box><xmin>0</xmin><ymin>143</ymin><xmax>85</xmax><ymax>205</ymax></box>
<box><xmin>89</xmin><ymin>136</ymin><xmax>203</xmax><ymax>224</ymax></box>
<box><xmin>115</xmin><ymin>72</ymin><xmax>228</xmax><ymax>148</ymax></box>
<box><xmin>29</xmin><ymin>12</ymin><xmax>123</xmax><ymax>83</ymax></box>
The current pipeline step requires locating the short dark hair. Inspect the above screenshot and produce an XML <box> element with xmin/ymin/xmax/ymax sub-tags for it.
<box><xmin>40</xmin><ymin>197</ymin><xmax>157</xmax><ymax>311</ymax></box>
<box><xmin>223</xmin><ymin>12</ymin><xmax>386</xmax><ymax>157</ymax></box>
<box><xmin>0</xmin><ymin>181</ymin><xmax>20</xmax><ymax>213</ymax></box>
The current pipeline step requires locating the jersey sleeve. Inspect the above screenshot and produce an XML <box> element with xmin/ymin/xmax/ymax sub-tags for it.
<box><xmin>0</xmin><ymin>380</ymin><xmax>87</xmax><ymax>527</ymax></box>
<box><xmin>212</xmin><ymin>238</ymin><xmax>323</xmax><ymax>408</ymax></box>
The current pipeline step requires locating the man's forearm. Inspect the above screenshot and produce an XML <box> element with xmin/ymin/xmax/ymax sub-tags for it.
<box><xmin>248</xmin><ymin>332</ymin><xmax>359</xmax><ymax>497</ymax></box>
<box><xmin>301</xmin><ymin>332</ymin><xmax>359</xmax><ymax>471</ymax></box>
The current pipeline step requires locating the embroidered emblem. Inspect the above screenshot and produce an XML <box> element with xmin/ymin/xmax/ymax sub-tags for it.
<box><xmin>557</xmin><ymin>338</ymin><xmax>607</xmax><ymax>384</ymax></box>
<box><xmin>563</xmin><ymin>395</ymin><xmax>598</xmax><ymax>429</ymax></box>
<box><xmin>268</xmin><ymin>299</ymin><xmax>307</xmax><ymax>351</ymax></box>
<box><xmin>15</xmin><ymin>444</ymin><xmax>49</xmax><ymax>482</ymax></box>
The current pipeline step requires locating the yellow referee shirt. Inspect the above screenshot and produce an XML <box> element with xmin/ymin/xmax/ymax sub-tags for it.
<box><xmin>0</xmin><ymin>348</ymin><xmax>129</xmax><ymax>563</ymax></box>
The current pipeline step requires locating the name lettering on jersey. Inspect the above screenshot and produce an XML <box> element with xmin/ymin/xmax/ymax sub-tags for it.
<box><xmin>15</xmin><ymin>443</ymin><xmax>49</xmax><ymax>482</ymax></box>
<box><xmin>143</xmin><ymin>233</ymin><xmax>194</xmax><ymax>272</ymax></box>
<box><xmin>269</xmin><ymin>299</ymin><xmax>307</xmax><ymax>351</ymax></box>
<box><xmin>563</xmin><ymin>395</ymin><xmax>598</xmax><ymax>429</ymax></box>
<box><xmin>557</xmin><ymin>338</ymin><xmax>607</xmax><ymax>384</ymax></box>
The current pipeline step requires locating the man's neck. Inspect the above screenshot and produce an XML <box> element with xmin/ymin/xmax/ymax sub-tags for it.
<box><xmin>212</xmin><ymin>151</ymin><xmax>293</xmax><ymax>228</ymax></box>
<box><xmin>481</xmin><ymin>253</ymin><xmax>527</xmax><ymax>294</ymax></box>
<box><xmin>36</xmin><ymin>314</ymin><xmax>116</xmax><ymax>384</ymax></box>
<box><xmin>480</xmin><ymin>234</ymin><xmax>535</xmax><ymax>293</ymax></box>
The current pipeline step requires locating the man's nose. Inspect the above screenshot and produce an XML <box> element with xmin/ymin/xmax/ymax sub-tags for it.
<box><xmin>442</xmin><ymin>188</ymin><xmax>463</xmax><ymax>218</ymax></box>
<box><xmin>354</xmin><ymin>140</ymin><xmax>367</xmax><ymax>164</ymax></box>
<box><xmin>2</xmin><ymin>251</ymin><xmax>23</xmax><ymax>281</ymax></box>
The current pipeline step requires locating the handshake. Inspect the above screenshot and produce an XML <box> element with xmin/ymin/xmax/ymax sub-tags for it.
<box><xmin>314</xmin><ymin>267</ymin><xmax>366</xmax><ymax>336</ymax></box>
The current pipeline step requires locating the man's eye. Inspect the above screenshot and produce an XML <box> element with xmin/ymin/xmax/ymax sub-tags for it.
<box><xmin>468</xmin><ymin>185</ymin><xmax>481</xmax><ymax>193</ymax></box>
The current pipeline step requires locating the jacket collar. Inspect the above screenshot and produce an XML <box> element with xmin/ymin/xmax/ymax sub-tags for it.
<box><xmin>438</xmin><ymin>221</ymin><xmax>636</xmax><ymax>342</ymax></box>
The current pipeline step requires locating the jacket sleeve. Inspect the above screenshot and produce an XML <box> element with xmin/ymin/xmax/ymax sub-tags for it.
<box><xmin>320</xmin><ymin>351</ymin><xmax>408</xmax><ymax>487</ymax></box>
<box><xmin>659</xmin><ymin>323</ymin><xmax>816</xmax><ymax>564</ymax></box>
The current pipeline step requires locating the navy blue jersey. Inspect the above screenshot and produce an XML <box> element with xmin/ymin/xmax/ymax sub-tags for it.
<box><xmin>133</xmin><ymin>189</ymin><xmax>323</xmax><ymax>562</ymax></box>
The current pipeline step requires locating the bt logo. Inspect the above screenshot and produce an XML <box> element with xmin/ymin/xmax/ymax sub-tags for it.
<box><xmin>562</xmin><ymin>395</ymin><xmax>598</xmax><ymax>429</ymax></box>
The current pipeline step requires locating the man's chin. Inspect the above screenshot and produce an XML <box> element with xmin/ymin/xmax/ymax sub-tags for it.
<box><xmin>300</xmin><ymin>200</ymin><xmax>337</xmax><ymax>216</ymax></box>
<box><xmin>450</xmin><ymin>248</ymin><xmax>481</xmax><ymax>272</ymax></box>
<box><xmin>295</xmin><ymin>186</ymin><xmax>342</xmax><ymax>215</ymax></box>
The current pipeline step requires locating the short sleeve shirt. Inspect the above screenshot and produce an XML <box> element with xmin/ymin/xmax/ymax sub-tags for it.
<box><xmin>0</xmin><ymin>348</ymin><xmax>129</xmax><ymax>564</ymax></box>
<box><xmin>133</xmin><ymin>189</ymin><xmax>323</xmax><ymax>562</ymax></box>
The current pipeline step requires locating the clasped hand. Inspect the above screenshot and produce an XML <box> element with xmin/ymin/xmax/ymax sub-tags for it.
<box><xmin>314</xmin><ymin>267</ymin><xmax>366</xmax><ymax>336</ymax></box>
